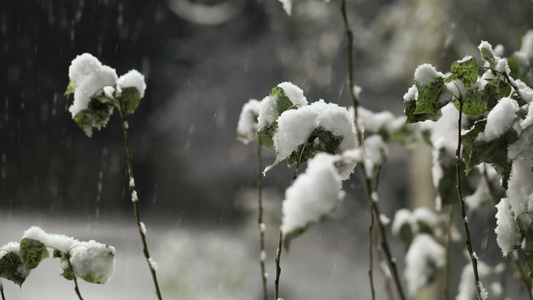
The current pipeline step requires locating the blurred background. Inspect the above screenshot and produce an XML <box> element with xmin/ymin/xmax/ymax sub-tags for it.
<box><xmin>1</xmin><ymin>0</ymin><xmax>532</xmax><ymax>299</ymax></box>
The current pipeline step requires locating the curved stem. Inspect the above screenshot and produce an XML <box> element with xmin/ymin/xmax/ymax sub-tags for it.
<box><xmin>455</xmin><ymin>98</ymin><xmax>483</xmax><ymax>299</ymax></box>
<box><xmin>257</xmin><ymin>143</ymin><xmax>268</xmax><ymax>300</ymax></box>
<box><xmin>443</xmin><ymin>206</ymin><xmax>454</xmax><ymax>300</ymax></box>
<box><xmin>65</xmin><ymin>253</ymin><xmax>84</xmax><ymax>300</ymax></box>
<box><xmin>0</xmin><ymin>279</ymin><xmax>6</xmax><ymax>300</ymax></box>
<box><xmin>118</xmin><ymin>110</ymin><xmax>163</xmax><ymax>300</ymax></box>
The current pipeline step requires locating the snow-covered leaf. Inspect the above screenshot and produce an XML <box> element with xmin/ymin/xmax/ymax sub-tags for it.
<box><xmin>19</xmin><ymin>238</ymin><xmax>48</xmax><ymax>270</ymax></box>
<box><xmin>281</xmin><ymin>153</ymin><xmax>344</xmax><ymax>250</ymax></box>
<box><xmin>0</xmin><ymin>251</ymin><xmax>29</xmax><ymax>287</ymax></box>
<box><xmin>453</xmin><ymin>89</ymin><xmax>487</xmax><ymax>116</ymax></box>
<box><xmin>118</xmin><ymin>87</ymin><xmax>141</xmax><ymax>117</ymax></box>
<box><xmin>509</xmin><ymin>52</ymin><xmax>533</xmax><ymax>88</ymax></box>
<box><xmin>236</xmin><ymin>99</ymin><xmax>261</xmax><ymax>144</ymax></box>
<box><xmin>73</xmin><ymin>94</ymin><xmax>115</xmax><ymax>137</ymax></box>
<box><xmin>69</xmin><ymin>241</ymin><xmax>116</xmax><ymax>284</ymax></box>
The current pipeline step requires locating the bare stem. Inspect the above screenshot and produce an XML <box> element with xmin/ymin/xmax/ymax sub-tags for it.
<box><xmin>368</xmin><ymin>202</ymin><xmax>376</xmax><ymax>300</ymax></box>
<box><xmin>257</xmin><ymin>143</ymin><xmax>268</xmax><ymax>300</ymax></box>
<box><xmin>0</xmin><ymin>279</ymin><xmax>6</xmax><ymax>300</ymax></box>
<box><xmin>66</xmin><ymin>253</ymin><xmax>84</xmax><ymax>300</ymax></box>
<box><xmin>340</xmin><ymin>1</ymin><xmax>405</xmax><ymax>299</ymax></box>
<box><xmin>455</xmin><ymin>99</ymin><xmax>483</xmax><ymax>299</ymax></box>
<box><xmin>512</xmin><ymin>252</ymin><xmax>533</xmax><ymax>300</ymax></box>
<box><xmin>443</xmin><ymin>206</ymin><xmax>454</xmax><ymax>300</ymax></box>
<box><xmin>274</xmin><ymin>230</ymin><xmax>283</xmax><ymax>300</ymax></box>
<box><xmin>119</xmin><ymin>111</ymin><xmax>163</xmax><ymax>300</ymax></box>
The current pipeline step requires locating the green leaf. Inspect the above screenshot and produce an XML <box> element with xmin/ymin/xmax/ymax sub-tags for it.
<box><xmin>448</xmin><ymin>57</ymin><xmax>478</xmax><ymax>88</ymax></box>
<box><xmin>19</xmin><ymin>238</ymin><xmax>49</xmax><ymax>270</ymax></box>
<box><xmin>397</xmin><ymin>223</ymin><xmax>414</xmax><ymax>251</ymax></box>
<box><xmin>404</xmin><ymin>100</ymin><xmax>442</xmax><ymax>124</ymax></box>
<box><xmin>480</xmin><ymin>47</ymin><xmax>495</xmax><ymax>65</ymax></box>
<box><xmin>414</xmin><ymin>77</ymin><xmax>445</xmax><ymax>115</ymax></box>
<box><xmin>73</xmin><ymin>95</ymin><xmax>115</xmax><ymax>137</ymax></box>
<box><xmin>257</xmin><ymin>124</ymin><xmax>276</xmax><ymax>150</ymax></box>
<box><xmin>453</xmin><ymin>89</ymin><xmax>487</xmax><ymax>116</ymax></box>
<box><xmin>64</xmin><ymin>80</ymin><xmax>75</xmax><ymax>96</ymax></box>
<box><xmin>60</xmin><ymin>255</ymin><xmax>75</xmax><ymax>281</ymax></box>
<box><xmin>0</xmin><ymin>252</ymin><xmax>30</xmax><ymax>286</ymax></box>
<box><xmin>509</xmin><ymin>52</ymin><xmax>533</xmax><ymax>88</ymax></box>
<box><xmin>462</xmin><ymin>120</ymin><xmax>517</xmax><ymax>189</ymax></box>
<box><xmin>286</xmin><ymin>127</ymin><xmax>343</xmax><ymax>168</ymax></box>
<box><xmin>269</xmin><ymin>86</ymin><xmax>295</xmax><ymax>115</ymax></box>
<box><xmin>117</xmin><ymin>87</ymin><xmax>141</xmax><ymax>117</ymax></box>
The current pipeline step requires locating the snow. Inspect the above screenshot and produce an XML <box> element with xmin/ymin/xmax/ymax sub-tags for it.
<box><xmin>508</xmin><ymin>126</ymin><xmax>533</xmax><ymax>161</ymax></box>
<box><xmin>514</xmin><ymin>79</ymin><xmax>533</xmax><ymax>105</ymax></box>
<box><xmin>277</xmin><ymin>82</ymin><xmax>307</xmax><ymax>106</ymax></box>
<box><xmin>129</xmin><ymin>177</ymin><xmax>135</xmax><ymax>188</ymax></box>
<box><xmin>236</xmin><ymin>99</ymin><xmax>261</xmax><ymax>144</ymax></box>
<box><xmin>69</xmin><ymin>240</ymin><xmax>116</xmax><ymax>284</ymax></box>
<box><xmin>132</xmin><ymin>190</ymin><xmax>139</xmax><ymax>202</ymax></box>
<box><xmin>23</xmin><ymin>226</ymin><xmax>76</xmax><ymax>254</ymax></box>
<box><xmin>422</xmin><ymin>102</ymin><xmax>460</xmax><ymax>155</ymax></box>
<box><xmin>117</xmin><ymin>69</ymin><xmax>146</xmax><ymax>98</ymax></box>
<box><xmin>404</xmin><ymin>234</ymin><xmax>445</xmax><ymax>296</ymax></box>
<box><xmin>414</xmin><ymin>63</ymin><xmax>445</xmax><ymax>86</ymax></box>
<box><xmin>520</xmin><ymin>29</ymin><xmax>533</xmax><ymax>61</ymax></box>
<box><xmin>0</xmin><ymin>241</ymin><xmax>20</xmax><ymax>258</ymax></box>
<box><xmin>495</xmin><ymin>198</ymin><xmax>521</xmax><ymax>256</ymax></box>
<box><xmin>464</xmin><ymin>165</ymin><xmax>495</xmax><ymax>211</ymax></box>
<box><xmin>278</xmin><ymin>0</ymin><xmax>292</xmax><ymax>16</ymax></box>
<box><xmin>68</xmin><ymin>53</ymin><xmax>118</xmax><ymax>117</ymax></box>
<box><xmin>456</xmin><ymin>262</ymin><xmax>490</xmax><ymax>300</ymax></box>
<box><xmin>356</xmin><ymin>107</ymin><xmax>406</xmax><ymax>135</ymax></box>
<box><xmin>478</xmin><ymin>41</ymin><xmax>495</xmax><ymax>58</ymax></box>
<box><xmin>257</xmin><ymin>82</ymin><xmax>308</xmax><ymax>132</ymax></box>
<box><xmin>477</xmin><ymin>97</ymin><xmax>518</xmax><ymax>142</ymax></box>
<box><xmin>266</xmin><ymin>99</ymin><xmax>356</xmax><ymax>178</ymax></box>
<box><xmin>140</xmin><ymin>222</ymin><xmax>147</xmax><ymax>235</ymax></box>
<box><xmin>391</xmin><ymin>208</ymin><xmax>411</xmax><ymax>236</ymax></box>
<box><xmin>280</xmin><ymin>153</ymin><xmax>344</xmax><ymax>237</ymax></box>
<box><xmin>148</xmin><ymin>257</ymin><xmax>158</xmax><ymax>271</ymax></box>
<box><xmin>403</xmin><ymin>85</ymin><xmax>418</xmax><ymax>102</ymax></box>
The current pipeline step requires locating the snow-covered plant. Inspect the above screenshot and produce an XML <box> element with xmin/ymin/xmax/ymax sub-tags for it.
<box><xmin>65</xmin><ymin>53</ymin><xmax>163</xmax><ymax>300</ymax></box>
<box><xmin>0</xmin><ymin>226</ymin><xmax>114</xmax><ymax>299</ymax></box>
<box><xmin>403</xmin><ymin>33</ymin><xmax>533</xmax><ymax>299</ymax></box>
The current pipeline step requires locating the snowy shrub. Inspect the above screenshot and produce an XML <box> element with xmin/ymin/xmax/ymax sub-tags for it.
<box><xmin>0</xmin><ymin>226</ymin><xmax>115</xmax><ymax>297</ymax></box>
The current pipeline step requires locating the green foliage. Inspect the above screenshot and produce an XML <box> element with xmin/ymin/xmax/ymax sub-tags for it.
<box><xmin>415</xmin><ymin>77</ymin><xmax>445</xmax><ymax>115</ymax></box>
<box><xmin>19</xmin><ymin>238</ymin><xmax>48</xmax><ymax>270</ymax></box>
<box><xmin>453</xmin><ymin>89</ymin><xmax>487</xmax><ymax>116</ymax></box>
<box><xmin>405</xmin><ymin>100</ymin><xmax>443</xmax><ymax>123</ymax></box>
<box><xmin>461</xmin><ymin>120</ymin><xmax>517</xmax><ymax>189</ymax></box>
<box><xmin>269</xmin><ymin>86</ymin><xmax>296</xmax><ymax>114</ymax></box>
<box><xmin>257</xmin><ymin>124</ymin><xmax>276</xmax><ymax>150</ymax></box>
<box><xmin>286</xmin><ymin>127</ymin><xmax>343</xmax><ymax>168</ymax></box>
<box><xmin>119</xmin><ymin>87</ymin><xmax>142</xmax><ymax>117</ymax></box>
<box><xmin>0</xmin><ymin>252</ymin><xmax>29</xmax><ymax>287</ymax></box>
<box><xmin>446</xmin><ymin>57</ymin><xmax>479</xmax><ymax>88</ymax></box>
<box><xmin>72</xmin><ymin>94</ymin><xmax>115</xmax><ymax>137</ymax></box>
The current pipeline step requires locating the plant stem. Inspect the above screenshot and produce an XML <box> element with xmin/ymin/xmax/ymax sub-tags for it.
<box><xmin>0</xmin><ymin>279</ymin><xmax>6</xmax><ymax>300</ymax></box>
<box><xmin>257</xmin><ymin>143</ymin><xmax>268</xmax><ymax>300</ymax></box>
<box><xmin>455</xmin><ymin>98</ymin><xmax>483</xmax><ymax>299</ymax></box>
<box><xmin>443</xmin><ymin>206</ymin><xmax>454</xmax><ymax>300</ymax></box>
<box><xmin>512</xmin><ymin>252</ymin><xmax>533</xmax><ymax>300</ymax></box>
<box><xmin>66</xmin><ymin>253</ymin><xmax>84</xmax><ymax>300</ymax></box>
<box><xmin>340</xmin><ymin>1</ymin><xmax>405</xmax><ymax>299</ymax></box>
<box><xmin>118</xmin><ymin>112</ymin><xmax>163</xmax><ymax>300</ymax></box>
<box><xmin>368</xmin><ymin>202</ymin><xmax>376</xmax><ymax>300</ymax></box>
<box><xmin>274</xmin><ymin>230</ymin><xmax>283</xmax><ymax>300</ymax></box>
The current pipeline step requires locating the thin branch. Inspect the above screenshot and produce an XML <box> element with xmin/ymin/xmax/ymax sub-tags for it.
<box><xmin>512</xmin><ymin>252</ymin><xmax>533</xmax><ymax>300</ymax></box>
<box><xmin>274</xmin><ymin>230</ymin><xmax>283</xmax><ymax>300</ymax></box>
<box><xmin>340</xmin><ymin>1</ymin><xmax>405</xmax><ymax>299</ymax></box>
<box><xmin>443</xmin><ymin>206</ymin><xmax>454</xmax><ymax>300</ymax></box>
<box><xmin>65</xmin><ymin>253</ymin><xmax>84</xmax><ymax>300</ymax></box>
<box><xmin>368</xmin><ymin>202</ymin><xmax>376</xmax><ymax>300</ymax></box>
<box><xmin>118</xmin><ymin>110</ymin><xmax>163</xmax><ymax>300</ymax></box>
<box><xmin>455</xmin><ymin>98</ymin><xmax>483</xmax><ymax>299</ymax></box>
<box><xmin>257</xmin><ymin>143</ymin><xmax>268</xmax><ymax>300</ymax></box>
<box><xmin>0</xmin><ymin>279</ymin><xmax>6</xmax><ymax>300</ymax></box>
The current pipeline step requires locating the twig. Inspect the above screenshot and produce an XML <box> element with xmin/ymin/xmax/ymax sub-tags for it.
<box><xmin>443</xmin><ymin>206</ymin><xmax>454</xmax><ymax>300</ymax></box>
<box><xmin>257</xmin><ymin>143</ymin><xmax>268</xmax><ymax>300</ymax></box>
<box><xmin>65</xmin><ymin>253</ymin><xmax>84</xmax><ymax>300</ymax></box>
<box><xmin>118</xmin><ymin>109</ymin><xmax>163</xmax><ymax>300</ymax></box>
<box><xmin>368</xmin><ymin>201</ymin><xmax>376</xmax><ymax>300</ymax></box>
<box><xmin>340</xmin><ymin>1</ymin><xmax>405</xmax><ymax>299</ymax></box>
<box><xmin>274</xmin><ymin>230</ymin><xmax>283</xmax><ymax>300</ymax></box>
<box><xmin>0</xmin><ymin>279</ymin><xmax>6</xmax><ymax>300</ymax></box>
<box><xmin>512</xmin><ymin>252</ymin><xmax>533</xmax><ymax>300</ymax></box>
<box><xmin>455</xmin><ymin>98</ymin><xmax>483</xmax><ymax>299</ymax></box>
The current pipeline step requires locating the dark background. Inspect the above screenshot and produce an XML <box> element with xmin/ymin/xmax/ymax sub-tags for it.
<box><xmin>1</xmin><ymin>0</ymin><xmax>532</xmax><ymax>223</ymax></box>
